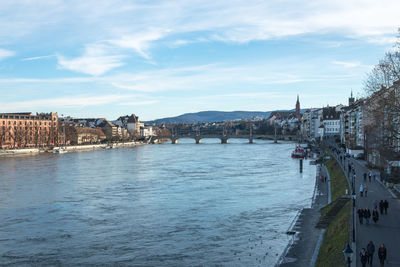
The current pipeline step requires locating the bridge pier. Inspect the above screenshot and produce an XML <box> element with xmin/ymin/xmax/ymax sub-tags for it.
<box><xmin>171</xmin><ymin>138</ymin><xmax>178</xmax><ymax>144</ymax></box>
<box><xmin>249</xmin><ymin>137</ymin><xmax>253</xmax><ymax>144</ymax></box>
<box><xmin>195</xmin><ymin>137</ymin><xmax>201</xmax><ymax>144</ymax></box>
<box><xmin>221</xmin><ymin>137</ymin><xmax>228</xmax><ymax>144</ymax></box>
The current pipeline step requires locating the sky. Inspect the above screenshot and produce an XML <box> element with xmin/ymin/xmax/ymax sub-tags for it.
<box><xmin>0</xmin><ymin>0</ymin><xmax>399</xmax><ymax>121</ymax></box>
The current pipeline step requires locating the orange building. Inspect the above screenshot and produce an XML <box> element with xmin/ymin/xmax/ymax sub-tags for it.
<box><xmin>0</xmin><ymin>112</ymin><xmax>58</xmax><ymax>148</ymax></box>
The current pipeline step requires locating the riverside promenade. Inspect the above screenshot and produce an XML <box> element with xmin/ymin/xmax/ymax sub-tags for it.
<box><xmin>279</xmin><ymin>162</ymin><xmax>329</xmax><ymax>266</ymax></box>
<box><xmin>328</xmin><ymin>142</ymin><xmax>400</xmax><ymax>267</ymax></box>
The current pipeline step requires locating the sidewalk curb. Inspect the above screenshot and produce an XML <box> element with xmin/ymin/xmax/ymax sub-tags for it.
<box><xmin>375</xmin><ymin>178</ymin><xmax>397</xmax><ymax>198</ymax></box>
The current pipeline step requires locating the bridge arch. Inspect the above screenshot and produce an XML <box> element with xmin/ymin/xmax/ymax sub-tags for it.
<box><xmin>150</xmin><ymin>134</ymin><xmax>298</xmax><ymax>144</ymax></box>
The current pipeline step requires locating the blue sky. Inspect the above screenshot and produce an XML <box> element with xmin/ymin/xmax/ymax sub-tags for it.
<box><xmin>0</xmin><ymin>0</ymin><xmax>399</xmax><ymax>121</ymax></box>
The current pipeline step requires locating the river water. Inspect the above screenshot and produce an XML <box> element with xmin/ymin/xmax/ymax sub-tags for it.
<box><xmin>0</xmin><ymin>139</ymin><xmax>316</xmax><ymax>266</ymax></box>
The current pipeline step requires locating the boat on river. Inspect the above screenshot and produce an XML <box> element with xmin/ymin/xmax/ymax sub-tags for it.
<box><xmin>53</xmin><ymin>147</ymin><xmax>67</xmax><ymax>154</ymax></box>
<box><xmin>291</xmin><ymin>146</ymin><xmax>305</xmax><ymax>158</ymax></box>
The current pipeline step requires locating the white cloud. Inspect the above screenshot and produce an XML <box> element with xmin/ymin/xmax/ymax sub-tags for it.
<box><xmin>108</xmin><ymin>29</ymin><xmax>168</xmax><ymax>59</ymax></box>
<box><xmin>0</xmin><ymin>48</ymin><xmax>15</xmax><ymax>60</ymax></box>
<box><xmin>0</xmin><ymin>61</ymin><xmax>359</xmax><ymax>94</ymax></box>
<box><xmin>57</xmin><ymin>44</ymin><xmax>125</xmax><ymax>76</ymax></box>
<box><xmin>365</xmin><ymin>36</ymin><xmax>398</xmax><ymax>45</ymax></box>
<box><xmin>331</xmin><ymin>60</ymin><xmax>373</xmax><ymax>70</ymax></box>
<box><xmin>117</xmin><ymin>100</ymin><xmax>158</xmax><ymax>106</ymax></box>
<box><xmin>2</xmin><ymin>0</ymin><xmax>399</xmax><ymax>61</ymax></box>
<box><xmin>21</xmin><ymin>55</ymin><xmax>54</xmax><ymax>61</ymax></box>
<box><xmin>0</xmin><ymin>94</ymin><xmax>131</xmax><ymax>112</ymax></box>
<box><xmin>332</xmin><ymin>60</ymin><xmax>362</xmax><ymax>68</ymax></box>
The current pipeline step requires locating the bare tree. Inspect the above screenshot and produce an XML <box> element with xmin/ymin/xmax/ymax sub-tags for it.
<box><xmin>364</xmin><ymin>29</ymin><xmax>400</xmax><ymax>94</ymax></box>
<box><xmin>14</xmin><ymin>126</ymin><xmax>27</xmax><ymax>148</ymax></box>
<box><xmin>363</xmin><ymin>29</ymin><xmax>400</xmax><ymax>174</ymax></box>
<box><xmin>33</xmin><ymin>124</ymin><xmax>40</xmax><ymax>147</ymax></box>
<box><xmin>0</xmin><ymin>126</ymin><xmax>7</xmax><ymax>148</ymax></box>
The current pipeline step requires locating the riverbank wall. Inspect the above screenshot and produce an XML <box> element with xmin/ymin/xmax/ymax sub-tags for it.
<box><xmin>0</xmin><ymin>141</ymin><xmax>146</xmax><ymax>157</ymax></box>
<box><xmin>0</xmin><ymin>148</ymin><xmax>40</xmax><ymax>156</ymax></box>
<box><xmin>277</xmin><ymin>162</ymin><xmax>329</xmax><ymax>267</ymax></box>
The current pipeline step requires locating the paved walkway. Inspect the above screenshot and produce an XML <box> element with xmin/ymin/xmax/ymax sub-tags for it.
<box><xmin>328</xmin><ymin>143</ymin><xmax>400</xmax><ymax>267</ymax></box>
<box><xmin>279</xmin><ymin>164</ymin><xmax>329</xmax><ymax>267</ymax></box>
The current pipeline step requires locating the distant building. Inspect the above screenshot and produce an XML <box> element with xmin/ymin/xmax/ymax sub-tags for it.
<box><xmin>99</xmin><ymin>120</ymin><xmax>118</xmax><ymax>140</ymax></box>
<box><xmin>64</xmin><ymin>125</ymin><xmax>106</xmax><ymax>145</ymax></box>
<box><xmin>116</xmin><ymin>114</ymin><xmax>143</xmax><ymax>137</ymax></box>
<box><xmin>306</xmin><ymin>108</ymin><xmax>323</xmax><ymax>141</ymax></box>
<box><xmin>322</xmin><ymin>106</ymin><xmax>341</xmax><ymax>136</ymax></box>
<box><xmin>140</xmin><ymin>125</ymin><xmax>153</xmax><ymax>137</ymax></box>
<box><xmin>62</xmin><ymin>117</ymin><xmax>106</xmax><ymax>128</ymax></box>
<box><xmin>0</xmin><ymin>112</ymin><xmax>58</xmax><ymax>148</ymax></box>
<box><xmin>267</xmin><ymin>111</ymin><xmax>296</xmax><ymax>125</ymax></box>
<box><xmin>348</xmin><ymin>91</ymin><xmax>355</xmax><ymax>106</ymax></box>
<box><xmin>295</xmin><ymin>95</ymin><xmax>301</xmax><ymax>119</ymax></box>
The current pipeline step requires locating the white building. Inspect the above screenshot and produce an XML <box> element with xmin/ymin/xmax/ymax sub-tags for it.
<box><xmin>140</xmin><ymin>125</ymin><xmax>153</xmax><ymax>137</ymax></box>
<box><xmin>310</xmin><ymin>108</ymin><xmax>323</xmax><ymax>141</ymax></box>
<box><xmin>322</xmin><ymin>106</ymin><xmax>341</xmax><ymax>136</ymax></box>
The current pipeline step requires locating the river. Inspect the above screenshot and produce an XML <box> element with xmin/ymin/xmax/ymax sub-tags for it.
<box><xmin>0</xmin><ymin>139</ymin><xmax>316</xmax><ymax>266</ymax></box>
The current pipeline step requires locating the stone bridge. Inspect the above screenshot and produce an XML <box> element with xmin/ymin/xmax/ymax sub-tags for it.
<box><xmin>150</xmin><ymin>134</ymin><xmax>297</xmax><ymax>144</ymax></box>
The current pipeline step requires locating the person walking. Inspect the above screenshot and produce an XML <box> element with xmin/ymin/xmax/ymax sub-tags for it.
<box><xmin>367</xmin><ymin>241</ymin><xmax>375</xmax><ymax>266</ymax></box>
<box><xmin>369</xmin><ymin>171</ymin><xmax>372</xmax><ymax>182</ymax></box>
<box><xmin>373</xmin><ymin>200</ymin><xmax>378</xmax><ymax>210</ymax></box>
<box><xmin>358</xmin><ymin>208</ymin><xmax>364</xmax><ymax>224</ymax></box>
<box><xmin>383</xmin><ymin>200</ymin><xmax>389</xmax><ymax>214</ymax></box>
<box><xmin>360</xmin><ymin>248</ymin><xmax>369</xmax><ymax>267</ymax></box>
<box><xmin>364</xmin><ymin>185</ymin><xmax>368</xmax><ymax>197</ymax></box>
<box><xmin>372</xmin><ymin>208</ymin><xmax>379</xmax><ymax>223</ymax></box>
<box><xmin>360</xmin><ymin>184</ymin><xmax>364</xmax><ymax>197</ymax></box>
<box><xmin>364</xmin><ymin>207</ymin><xmax>371</xmax><ymax>225</ymax></box>
<box><xmin>379</xmin><ymin>200</ymin><xmax>384</xmax><ymax>215</ymax></box>
<box><xmin>378</xmin><ymin>243</ymin><xmax>387</xmax><ymax>267</ymax></box>
<box><xmin>364</xmin><ymin>172</ymin><xmax>367</xmax><ymax>182</ymax></box>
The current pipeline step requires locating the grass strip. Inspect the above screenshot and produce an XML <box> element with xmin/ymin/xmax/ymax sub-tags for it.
<box><xmin>325</xmin><ymin>156</ymin><xmax>349</xmax><ymax>201</ymax></box>
<box><xmin>315</xmin><ymin>152</ymin><xmax>351</xmax><ymax>267</ymax></box>
<box><xmin>315</xmin><ymin>200</ymin><xmax>351</xmax><ymax>267</ymax></box>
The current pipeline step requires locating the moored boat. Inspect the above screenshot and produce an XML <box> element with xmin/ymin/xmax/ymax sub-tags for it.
<box><xmin>291</xmin><ymin>146</ymin><xmax>305</xmax><ymax>158</ymax></box>
<box><xmin>53</xmin><ymin>148</ymin><xmax>68</xmax><ymax>154</ymax></box>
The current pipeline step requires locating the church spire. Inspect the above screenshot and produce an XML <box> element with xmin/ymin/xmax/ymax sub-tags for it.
<box><xmin>349</xmin><ymin>90</ymin><xmax>355</xmax><ymax>106</ymax></box>
<box><xmin>295</xmin><ymin>95</ymin><xmax>301</xmax><ymax>119</ymax></box>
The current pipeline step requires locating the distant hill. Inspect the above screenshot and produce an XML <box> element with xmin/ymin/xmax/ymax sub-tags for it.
<box><xmin>148</xmin><ymin>109</ymin><xmax>309</xmax><ymax>124</ymax></box>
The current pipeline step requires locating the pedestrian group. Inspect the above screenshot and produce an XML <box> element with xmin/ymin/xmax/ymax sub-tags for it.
<box><xmin>360</xmin><ymin>241</ymin><xmax>387</xmax><ymax>267</ymax></box>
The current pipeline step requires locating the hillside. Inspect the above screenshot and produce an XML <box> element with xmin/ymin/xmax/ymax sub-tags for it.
<box><xmin>148</xmin><ymin>109</ymin><xmax>309</xmax><ymax>124</ymax></box>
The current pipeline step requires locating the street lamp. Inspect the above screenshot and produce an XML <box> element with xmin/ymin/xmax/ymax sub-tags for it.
<box><xmin>343</xmin><ymin>243</ymin><xmax>353</xmax><ymax>267</ymax></box>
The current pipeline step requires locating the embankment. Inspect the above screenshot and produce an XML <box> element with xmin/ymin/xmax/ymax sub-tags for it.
<box><xmin>0</xmin><ymin>141</ymin><xmax>145</xmax><ymax>156</ymax></box>
<box><xmin>315</xmin><ymin>154</ymin><xmax>351</xmax><ymax>267</ymax></box>
<box><xmin>278</xmin><ymin>163</ymin><xmax>328</xmax><ymax>267</ymax></box>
